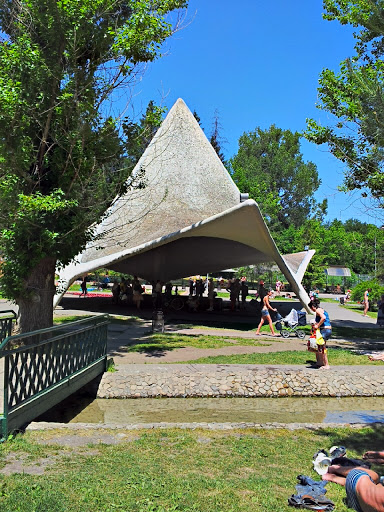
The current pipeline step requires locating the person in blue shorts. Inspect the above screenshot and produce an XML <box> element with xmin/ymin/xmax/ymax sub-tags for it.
<box><xmin>323</xmin><ymin>464</ymin><xmax>383</xmax><ymax>512</ymax></box>
<box><xmin>256</xmin><ymin>289</ymin><xmax>277</xmax><ymax>336</ymax></box>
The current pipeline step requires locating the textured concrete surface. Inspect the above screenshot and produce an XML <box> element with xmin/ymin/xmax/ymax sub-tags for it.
<box><xmin>98</xmin><ymin>363</ymin><xmax>384</xmax><ymax>398</ymax></box>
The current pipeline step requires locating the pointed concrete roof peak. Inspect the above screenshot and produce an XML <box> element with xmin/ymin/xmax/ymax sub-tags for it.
<box><xmin>82</xmin><ymin>97</ymin><xmax>241</xmax><ymax>263</ymax></box>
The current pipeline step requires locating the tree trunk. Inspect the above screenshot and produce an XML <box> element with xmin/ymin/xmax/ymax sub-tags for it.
<box><xmin>16</xmin><ymin>257</ymin><xmax>57</xmax><ymax>334</ymax></box>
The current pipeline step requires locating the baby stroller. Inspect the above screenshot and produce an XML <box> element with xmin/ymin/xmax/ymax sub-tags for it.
<box><xmin>275</xmin><ymin>309</ymin><xmax>306</xmax><ymax>339</ymax></box>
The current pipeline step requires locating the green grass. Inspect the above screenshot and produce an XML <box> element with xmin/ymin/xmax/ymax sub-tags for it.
<box><xmin>215</xmin><ymin>291</ymin><xmax>230</xmax><ymax>298</ymax></box>
<box><xmin>344</xmin><ymin>303</ymin><xmax>377</xmax><ymax>318</ymax></box>
<box><xmin>53</xmin><ymin>314</ymin><xmax>141</xmax><ymax>325</ymax></box>
<box><xmin>67</xmin><ymin>283</ymin><xmax>112</xmax><ymax>293</ymax></box>
<box><xmin>331</xmin><ymin>324</ymin><xmax>383</xmax><ymax>340</ymax></box>
<box><xmin>167</xmin><ymin>321</ymin><xmax>259</xmax><ymax>332</ymax></box>
<box><xmin>53</xmin><ymin>315</ymin><xmax>94</xmax><ymax>324</ymax></box>
<box><xmin>68</xmin><ymin>283</ymin><xmax>82</xmax><ymax>292</ymax></box>
<box><xmin>126</xmin><ymin>332</ymin><xmax>272</xmax><ymax>353</ymax></box>
<box><xmin>0</xmin><ymin>426</ymin><xmax>383</xmax><ymax>512</ymax></box>
<box><xmin>157</xmin><ymin>322</ymin><xmax>383</xmax><ymax>341</ymax></box>
<box><xmin>178</xmin><ymin>347</ymin><xmax>383</xmax><ymax>365</ymax></box>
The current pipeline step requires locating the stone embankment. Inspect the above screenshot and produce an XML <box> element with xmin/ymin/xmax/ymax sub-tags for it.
<box><xmin>98</xmin><ymin>364</ymin><xmax>384</xmax><ymax>398</ymax></box>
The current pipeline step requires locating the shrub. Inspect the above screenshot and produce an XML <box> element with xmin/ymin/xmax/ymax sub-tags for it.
<box><xmin>350</xmin><ymin>280</ymin><xmax>384</xmax><ymax>305</ymax></box>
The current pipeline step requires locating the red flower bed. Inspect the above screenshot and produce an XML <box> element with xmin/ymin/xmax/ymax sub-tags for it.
<box><xmin>66</xmin><ymin>291</ymin><xmax>112</xmax><ymax>298</ymax></box>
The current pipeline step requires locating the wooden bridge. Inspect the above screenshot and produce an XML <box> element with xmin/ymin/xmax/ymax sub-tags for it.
<box><xmin>0</xmin><ymin>312</ymin><xmax>109</xmax><ymax>440</ymax></box>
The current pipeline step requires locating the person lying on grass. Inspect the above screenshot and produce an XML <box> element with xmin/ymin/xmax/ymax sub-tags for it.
<box><xmin>323</xmin><ymin>465</ymin><xmax>384</xmax><ymax>512</ymax></box>
<box><xmin>368</xmin><ymin>352</ymin><xmax>384</xmax><ymax>362</ymax></box>
<box><xmin>364</xmin><ymin>451</ymin><xmax>384</xmax><ymax>465</ymax></box>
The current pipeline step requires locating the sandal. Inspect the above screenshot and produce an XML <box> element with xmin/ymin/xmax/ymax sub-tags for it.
<box><xmin>288</xmin><ymin>494</ymin><xmax>334</xmax><ymax>511</ymax></box>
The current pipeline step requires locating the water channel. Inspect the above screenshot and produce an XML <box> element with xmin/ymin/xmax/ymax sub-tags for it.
<box><xmin>37</xmin><ymin>396</ymin><xmax>384</xmax><ymax>425</ymax></box>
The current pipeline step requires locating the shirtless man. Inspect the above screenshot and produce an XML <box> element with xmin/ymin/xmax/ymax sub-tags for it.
<box><xmin>323</xmin><ymin>465</ymin><xmax>384</xmax><ymax>512</ymax></box>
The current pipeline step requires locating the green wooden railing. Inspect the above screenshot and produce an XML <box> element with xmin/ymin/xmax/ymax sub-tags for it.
<box><xmin>0</xmin><ymin>314</ymin><xmax>109</xmax><ymax>440</ymax></box>
<box><xmin>0</xmin><ymin>310</ymin><xmax>17</xmax><ymax>343</ymax></box>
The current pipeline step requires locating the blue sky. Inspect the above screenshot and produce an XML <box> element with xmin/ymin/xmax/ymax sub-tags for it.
<box><xmin>128</xmin><ymin>0</ymin><xmax>379</xmax><ymax>225</ymax></box>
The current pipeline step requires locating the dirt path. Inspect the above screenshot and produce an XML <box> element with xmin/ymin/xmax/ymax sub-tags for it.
<box><xmin>107</xmin><ymin>321</ymin><xmax>365</xmax><ymax>364</ymax></box>
<box><xmin>22</xmin><ymin>295</ymin><xmax>382</xmax><ymax>365</ymax></box>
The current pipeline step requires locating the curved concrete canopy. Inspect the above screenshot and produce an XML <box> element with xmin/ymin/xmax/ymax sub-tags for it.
<box><xmin>55</xmin><ymin>99</ymin><xmax>313</xmax><ymax>311</ymax></box>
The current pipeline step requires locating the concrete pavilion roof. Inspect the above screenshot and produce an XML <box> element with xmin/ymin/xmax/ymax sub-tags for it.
<box><xmin>55</xmin><ymin>99</ymin><xmax>313</xmax><ymax>311</ymax></box>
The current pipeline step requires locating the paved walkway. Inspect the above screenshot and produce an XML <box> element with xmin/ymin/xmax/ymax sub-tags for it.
<box><xmin>2</xmin><ymin>295</ymin><xmax>379</xmax><ymax>364</ymax></box>
<box><xmin>104</xmin><ymin>298</ymin><xmax>383</xmax><ymax>364</ymax></box>
<box><xmin>2</xmin><ymin>295</ymin><xmax>384</xmax><ymax>410</ymax></box>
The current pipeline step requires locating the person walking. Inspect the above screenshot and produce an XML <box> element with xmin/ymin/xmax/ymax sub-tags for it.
<box><xmin>207</xmin><ymin>278</ymin><xmax>215</xmax><ymax>311</ymax></box>
<box><xmin>241</xmin><ymin>278</ymin><xmax>248</xmax><ymax>309</ymax></box>
<box><xmin>132</xmin><ymin>276</ymin><xmax>144</xmax><ymax>310</ymax></box>
<box><xmin>363</xmin><ymin>288</ymin><xmax>371</xmax><ymax>316</ymax></box>
<box><xmin>368</xmin><ymin>352</ymin><xmax>384</xmax><ymax>362</ymax></box>
<box><xmin>308</xmin><ymin>298</ymin><xmax>332</xmax><ymax>369</ymax></box>
<box><xmin>257</xmin><ymin>280</ymin><xmax>268</xmax><ymax>310</ymax></box>
<box><xmin>79</xmin><ymin>276</ymin><xmax>88</xmax><ymax>297</ymax></box>
<box><xmin>377</xmin><ymin>295</ymin><xmax>384</xmax><ymax>327</ymax></box>
<box><xmin>111</xmin><ymin>281</ymin><xmax>120</xmax><ymax>304</ymax></box>
<box><xmin>256</xmin><ymin>290</ymin><xmax>277</xmax><ymax>336</ymax></box>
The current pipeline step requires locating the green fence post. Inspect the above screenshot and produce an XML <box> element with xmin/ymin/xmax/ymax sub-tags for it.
<box><xmin>0</xmin><ymin>355</ymin><xmax>9</xmax><ymax>441</ymax></box>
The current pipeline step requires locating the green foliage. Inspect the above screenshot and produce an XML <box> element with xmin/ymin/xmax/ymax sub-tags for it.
<box><xmin>0</xmin><ymin>0</ymin><xmax>187</xmax><ymax>306</ymax></box>
<box><xmin>230</xmin><ymin>125</ymin><xmax>326</xmax><ymax>230</ymax></box>
<box><xmin>123</xmin><ymin>100</ymin><xmax>167</xmax><ymax>166</ymax></box>
<box><xmin>350</xmin><ymin>279</ymin><xmax>384</xmax><ymax>303</ymax></box>
<box><xmin>306</xmin><ymin>0</ymin><xmax>384</xmax><ymax>206</ymax></box>
<box><xmin>272</xmin><ymin>217</ymin><xmax>384</xmax><ymax>279</ymax></box>
<box><xmin>209</xmin><ymin>109</ymin><xmax>227</xmax><ymax>165</ymax></box>
<box><xmin>302</xmin><ymin>253</ymin><xmax>327</xmax><ymax>290</ymax></box>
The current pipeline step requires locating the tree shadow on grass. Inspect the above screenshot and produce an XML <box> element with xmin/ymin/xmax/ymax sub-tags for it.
<box><xmin>328</xmin><ymin>345</ymin><xmax>384</xmax><ymax>364</ymax></box>
<box><xmin>123</xmin><ymin>333</ymin><xmax>262</xmax><ymax>355</ymax></box>
<box><xmin>165</xmin><ymin>320</ymin><xmax>258</xmax><ymax>332</ymax></box>
<box><xmin>123</xmin><ymin>334</ymin><xmax>193</xmax><ymax>356</ymax></box>
<box><xmin>313</xmin><ymin>424</ymin><xmax>384</xmax><ymax>457</ymax></box>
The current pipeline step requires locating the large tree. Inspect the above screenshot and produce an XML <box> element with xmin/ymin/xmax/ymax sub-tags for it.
<box><xmin>123</xmin><ymin>100</ymin><xmax>166</xmax><ymax>166</ymax></box>
<box><xmin>229</xmin><ymin>125</ymin><xmax>327</xmax><ymax>231</ymax></box>
<box><xmin>306</xmin><ymin>0</ymin><xmax>384</xmax><ymax>207</ymax></box>
<box><xmin>0</xmin><ymin>0</ymin><xmax>187</xmax><ymax>333</ymax></box>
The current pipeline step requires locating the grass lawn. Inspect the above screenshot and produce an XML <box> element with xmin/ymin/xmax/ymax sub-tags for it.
<box><xmin>53</xmin><ymin>315</ymin><xmax>94</xmax><ymax>324</ymax></box>
<box><xmin>126</xmin><ymin>333</ymin><xmax>274</xmax><ymax>353</ymax></box>
<box><xmin>344</xmin><ymin>303</ymin><xmax>377</xmax><ymax>319</ymax></box>
<box><xmin>53</xmin><ymin>314</ymin><xmax>141</xmax><ymax>325</ymax></box>
<box><xmin>0</xmin><ymin>426</ymin><xmax>383</xmax><ymax>512</ymax></box>
<box><xmin>178</xmin><ymin>347</ymin><xmax>382</xmax><ymax>365</ymax></box>
<box><xmin>215</xmin><ymin>291</ymin><xmax>230</xmax><ymax>298</ymax></box>
<box><xmin>52</xmin><ymin>316</ymin><xmax>384</xmax><ymax>365</ymax></box>
<box><xmin>67</xmin><ymin>283</ymin><xmax>112</xmax><ymax>294</ymax></box>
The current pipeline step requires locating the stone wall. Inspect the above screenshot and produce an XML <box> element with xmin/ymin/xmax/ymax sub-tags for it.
<box><xmin>97</xmin><ymin>364</ymin><xmax>384</xmax><ymax>398</ymax></box>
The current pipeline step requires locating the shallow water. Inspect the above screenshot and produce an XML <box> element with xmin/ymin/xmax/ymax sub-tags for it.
<box><xmin>38</xmin><ymin>396</ymin><xmax>384</xmax><ymax>425</ymax></box>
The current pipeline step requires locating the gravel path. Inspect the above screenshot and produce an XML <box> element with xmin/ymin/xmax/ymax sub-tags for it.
<box><xmin>2</xmin><ymin>295</ymin><xmax>382</xmax><ymax>367</ymax></box>
<box><xmin>106</xmin><ymin>305</ymin><xmax>384</xmax><ymax>364</ymax></box>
